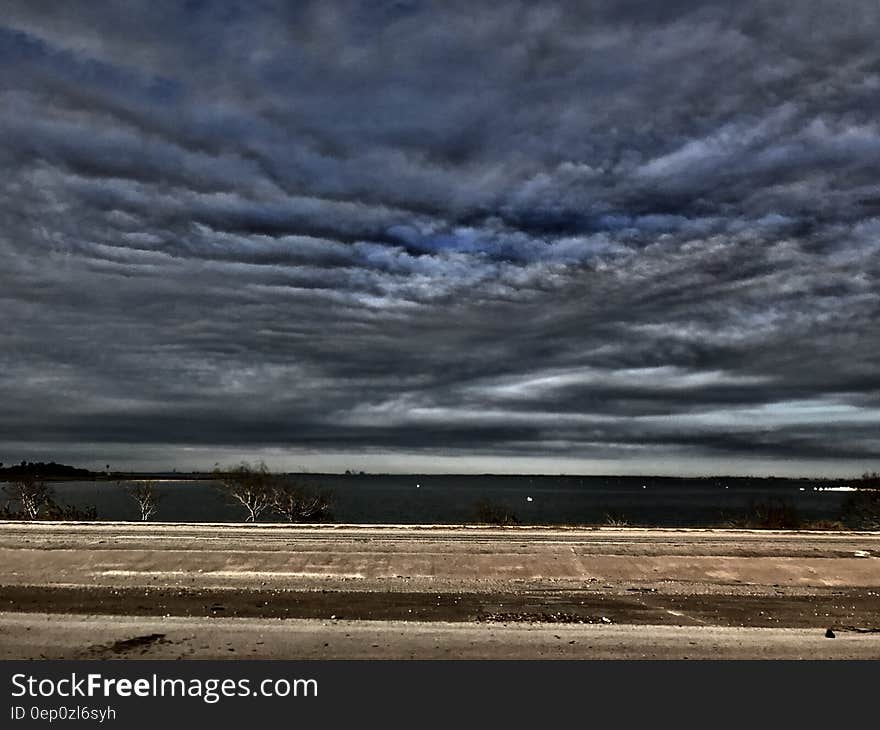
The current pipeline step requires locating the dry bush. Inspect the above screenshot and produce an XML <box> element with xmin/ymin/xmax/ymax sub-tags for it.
<box><xmin>728</xmin><ymin>498</ymin><xmax>801</xmax><ymax>529</ymax></box>
<box><xmin>272</xmin><ymin>482</ymin><xmax>332</xmax><ymax>522</ymax></box>
<box><xmin>2</xmin><ymin>476</ymin><xmax>54</xmax><ymax>519</ymax></box>
<box><xmin>216</xmin><ymin>463</ymin><xmax>333</xmax><ymax>523</ymax></box>
<box><xmin>1</xmin><ymin>477</ymin><xmax>97</xmax><ymax>521</ymax></box>
<box><xmin>840</xmin><ymin>472</ymin><xmax>880</xmax><ymax>530</ymax></box>
<box><xmin>472</xmin><ymin>499</ymin><xmax>519</xmax><ymax>526</ymax></box>
<box><xmin>603</xmin><ymin>511</ymin><xmax>630</xmax><ymax>527</ymax></box>
<box><xmin>216</xmin><ymin>462</ymin><xmax>276</xmax><ymax>522</ymax></box>
<box><xmin>126</xmin><ymin>480</ymin><xmax>162</xmax><ymax>521</ymax></box>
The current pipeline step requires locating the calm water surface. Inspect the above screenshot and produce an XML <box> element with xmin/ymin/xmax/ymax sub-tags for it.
<box><xmin>1</xmin><ymin>475</ymin><xmax>851</xmax><ymax>526</ymax></box>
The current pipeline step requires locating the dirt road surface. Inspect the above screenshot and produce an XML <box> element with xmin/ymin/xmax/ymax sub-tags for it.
<box><xmin>1</xmin><ymin>522</ymin><xmax>878</xmax><ymax>659</ymax></box>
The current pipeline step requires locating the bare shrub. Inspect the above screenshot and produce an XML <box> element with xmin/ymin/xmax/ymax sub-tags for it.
<box><xmin>473</xmin><ymin>498</ymin><xmax>519</xmax><ymax>526</ymax></box>
<box><xmin>215</xmin><ymin>462</ymin><xmax>276</xmax><ymax>522</ymax></box>
<box><xmin>126</xmin><ymin>480</ymin><xmax>162</xmax><ymax>521</ymax></box>
<box><xmin>2</xmin><ymin>476</ymin><xmax>54</xmax><ymax>519</ymax></box>
<box><xmin>272</xmin><ymin>482</ymin><xmax>332</xmax><ymax>522</ymax></box>
<box><xmin>0</xmin><ymin>477</ymin><xmax>97</xmax><ymax>520</ymax></box>
<box><xmin>841</xmin><ymin>471</ymin><xmax>880</xmax><ymax>530</ymax></box>
<box><xmin>603</xmin><ymin>511</ymin><xmax>630</xmax><ymax>527</ymax></box>
<box><xmin>729</xmin><ymin>498</ymin><xmax>801</xmax><ymax>529</ymax></box>
<box><xmin>43</xmin><ymin>502</ymin><xmax>98</xmax><ymax>520</ymax></box>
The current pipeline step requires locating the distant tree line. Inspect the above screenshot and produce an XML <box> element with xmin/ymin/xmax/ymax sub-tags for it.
<box><xmin>0</xmin><ymin>461</ymin><xmax>92</xmax><ymax>479</ymax></box>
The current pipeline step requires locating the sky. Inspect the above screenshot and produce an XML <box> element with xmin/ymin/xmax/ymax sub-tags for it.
<box><xmin>1</xmin><ymin>1</ymin><xmax>879</xmax><ymax>476</ymax></box>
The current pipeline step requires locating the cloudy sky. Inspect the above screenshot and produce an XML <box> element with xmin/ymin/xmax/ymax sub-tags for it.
<box><xmin>1</xmin><ymin>1</ymin><xmax>879</xmax><ymax>475</ymax></box>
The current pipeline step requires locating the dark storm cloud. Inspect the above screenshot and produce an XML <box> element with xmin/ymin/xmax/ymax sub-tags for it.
<box><xmin>1</xmin><ymin>1</ymin><xmax>879</xmax><ymax>472</ymax></box>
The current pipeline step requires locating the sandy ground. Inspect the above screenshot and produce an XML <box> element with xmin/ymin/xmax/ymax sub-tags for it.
<box><xmin>2</xmin><ymin>613</ymin><xmax>879</xmax><ymax>659</ymax></box>
<box><xmin>1</xmin><ymin>521</ymin><xmax>878</xmax><ymax>659</ymax></box>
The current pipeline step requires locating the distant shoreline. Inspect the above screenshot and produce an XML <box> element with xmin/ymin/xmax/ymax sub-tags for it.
<box><xmin>0</xmin><ymin>470</ymin><xmax>861</xmax><ymax>483</ymax></box>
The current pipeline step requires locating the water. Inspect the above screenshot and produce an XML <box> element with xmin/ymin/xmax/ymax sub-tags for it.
<box><xmin>1</xmin><ymin>475</ymin><xmax>853</xmax><ymax>526</ymax></box>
